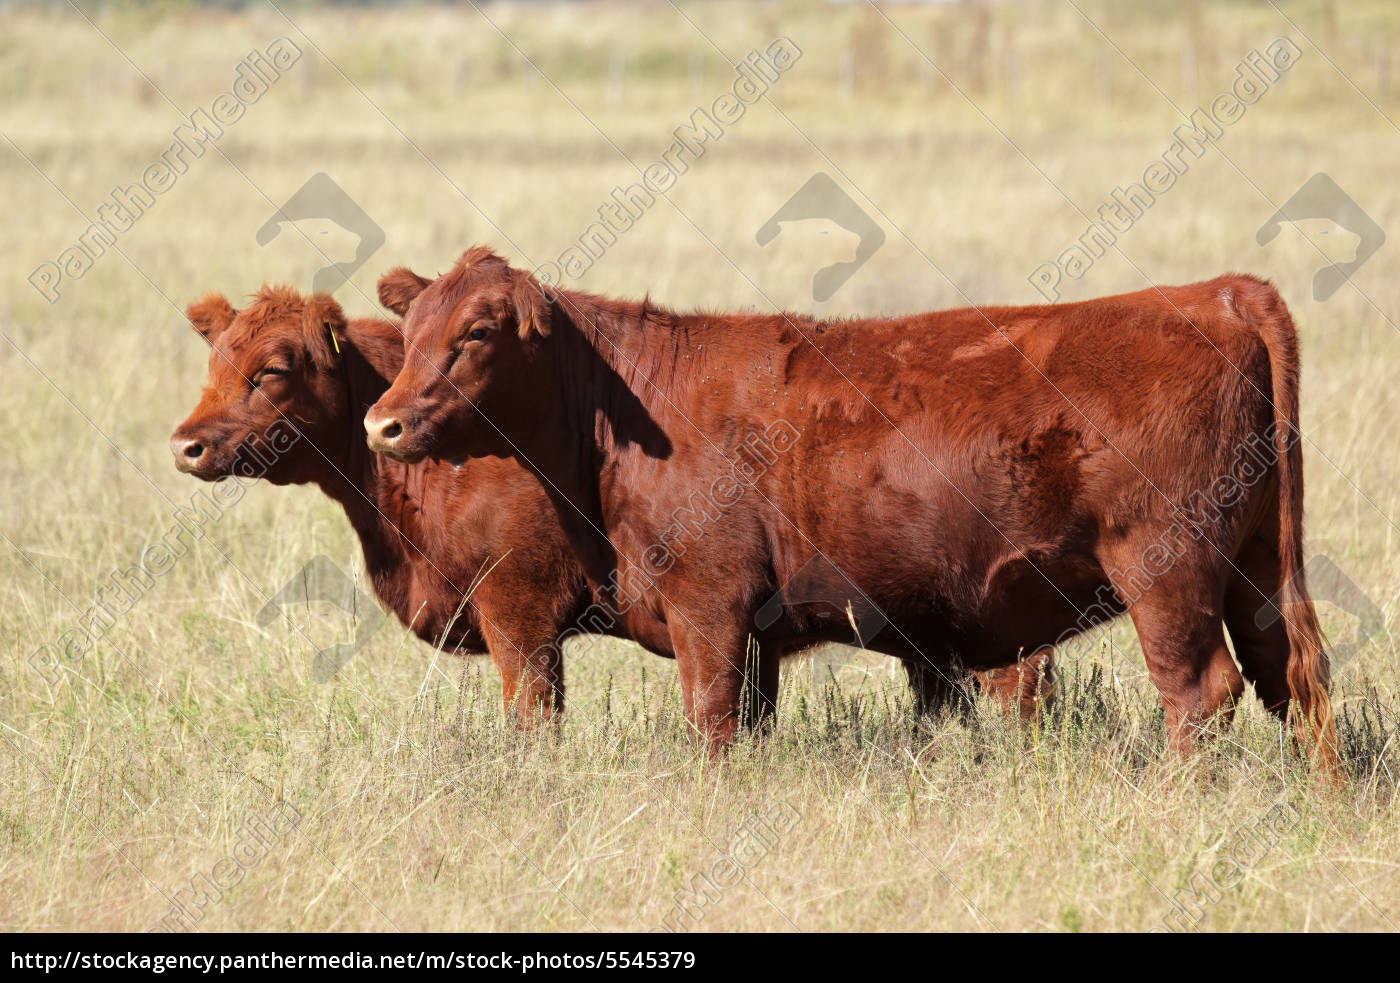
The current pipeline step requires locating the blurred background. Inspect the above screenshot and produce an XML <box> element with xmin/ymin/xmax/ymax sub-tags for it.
<box><xmin>2</xmin><ymin>0</ymin><xmax>1397</xmax><ymax>932</ymax></box>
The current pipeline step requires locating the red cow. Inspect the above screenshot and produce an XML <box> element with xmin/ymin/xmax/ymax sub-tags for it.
<box><xmin>170</xmin><ymin>284</ymin><xmax>1041</xmax><ymax>726</ymax></box>
<box><xmin>364</xmin><ymin>248</ymin><xmax>1335</xmax><ymax>767</ymax></box>
<box><xmin>170</xmin><ymin>285</ymin><xmax>615</xmax><ymax>722</ymax></box>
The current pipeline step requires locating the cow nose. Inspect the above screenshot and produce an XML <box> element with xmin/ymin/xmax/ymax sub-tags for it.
<box><xmin>171</xmin><ymin>436</ymin><xmax>205</xmax><ymax>471</ymax></box>
<box><xmin>364</xmin><ymin>410</ymin><xmax>403</xmax><ymax>452</ymax></box>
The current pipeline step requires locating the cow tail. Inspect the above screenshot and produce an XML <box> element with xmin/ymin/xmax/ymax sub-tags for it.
<box><xmin>1252</xmin><ymin>284</ymin><xmax>1339</xmax><ymax>772</ymax></box>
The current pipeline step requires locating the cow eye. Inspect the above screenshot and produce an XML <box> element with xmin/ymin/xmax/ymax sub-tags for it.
<box><xmin>254</xmin><ymin>366</ymin><xmax>290</xmax><ymax>387</ymax></box>
<box><xmin>468</xmin><ymin>328</ymin><xmax>487</xmax><ymax>342</ymax></box>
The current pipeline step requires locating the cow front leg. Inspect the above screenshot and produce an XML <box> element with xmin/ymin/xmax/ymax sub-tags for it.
<box><xmin>671</xmin><ymin>620</ymin><xmax>776</xmax><ymax>753</ymax></box>
<box><xmin>481</xmin><ymin>619</ymin><xmax>565</xmax><ymax>729</ymax></box>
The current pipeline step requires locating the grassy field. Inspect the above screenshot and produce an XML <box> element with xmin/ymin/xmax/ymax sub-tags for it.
<box><xmin>2</xmin><ymin>0</ymin><xmax>1398</xmax><ymax>932</ymax></box>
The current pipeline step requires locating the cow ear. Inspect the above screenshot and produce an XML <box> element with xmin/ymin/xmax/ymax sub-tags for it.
<box><xmin>377</xmin><ymin>267</ymin><xmax>431</xmax><ymax>317</ymax></box>
<box><xmin>306</xmin><ymin>294</ymin><xmax>348</xmax><ymax>363</ymax></box>
<box><xmin>186</xmin><ymin>293</ymin><xmax>236</xmax><ymax>343</ymax></box>
<box><xmin>512</xmin><ymin>277</ymin><xmax>551</xmax><ymax>340</ymax></box>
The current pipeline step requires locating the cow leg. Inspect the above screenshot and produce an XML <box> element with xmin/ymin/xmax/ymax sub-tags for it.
<box><xmin>903</xmin><ymin>650</ymin><xmax>1054</xmax><ymax>722</ymax></box>
<box><xmin>1222</xmin><ymin>531</ymin><xmax>1292</xmax><ymax>723</ymax></box>
<box><xmin>1122</xmin><ymin>578</ymin><xmax>1243</xmax><ymax>755</ymax></box>
<box><xmin>972</xmin><ymin>648</ymin><xmax>1055</xmax><ymax>720</ymax></box>
<box><xmin>671</xmin><ymin>620</ymin><xmax>775</xmax><ymax>752</ymax></box>
<box><xmin>902</xmin><ymin>655</ymin><xmax>973</xmax><ymax>719</ymax></box>
<box><xmin>742</xmin><ymin>641</ymin><xmax>783</xmax><ymax>737</ymax></box>
<box><xmin>480</xmin><ymin>619</ymin><xmax>564</xmax><ymax>729</ymax></box>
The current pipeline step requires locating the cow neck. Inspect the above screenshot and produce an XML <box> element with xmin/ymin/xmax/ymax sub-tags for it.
<box><xmin>314</xmin><ymin>318</ymin><xmax>437</xmax><ymax>601</ymax></box>
<box><xmin>524</xmin><ymin>289</ymin><xmax>677</xmax><ymax>592</ymax></box>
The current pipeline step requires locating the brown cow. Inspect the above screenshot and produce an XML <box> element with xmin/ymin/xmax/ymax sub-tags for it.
<box><xmin>364</xmin><ymin>248</ymin><xmax>1335</xmax><ymax>767</ymax></box>
<box><xmin>169</xmin><ymin>284</ymin><xmax>1040</xmax><ymax>726</ymax></box>
<box><xmin>170</xmin><ymin>285</ymin><xmax>614</xmax><ymax>722</ymax></box>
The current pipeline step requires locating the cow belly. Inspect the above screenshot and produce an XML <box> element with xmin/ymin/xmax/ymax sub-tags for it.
<box><xmin>960</xmin><ymin>553</ymin><xmax>1122</xmax><ymax>667</ymax></box>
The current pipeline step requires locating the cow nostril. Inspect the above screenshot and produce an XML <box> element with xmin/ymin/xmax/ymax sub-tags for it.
<box><xmin>183</xmin><ymin>442</ymin><xmax>204</xmax><ymax>459</ymax></box>
<box><xmin>382</xmin><ymin>422</ymin><xmax>402</xmax><ymax>441</ymax></box>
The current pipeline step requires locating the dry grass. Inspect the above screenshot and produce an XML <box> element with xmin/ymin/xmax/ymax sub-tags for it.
<box><xmin>1</xmin><ymin>0</ymin><xmax>1397</xmax><ymax>932</ymax></box>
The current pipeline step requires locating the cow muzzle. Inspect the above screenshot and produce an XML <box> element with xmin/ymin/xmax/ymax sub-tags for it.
<box><xmin>170</xmin><ymin>434</ymin><xmax>211</xmax><ymax>474</ymax></box>
<box><xmin>364</xmin><ymin>407</ymin><xmax>413</xmax><ymax>459</ymax></box>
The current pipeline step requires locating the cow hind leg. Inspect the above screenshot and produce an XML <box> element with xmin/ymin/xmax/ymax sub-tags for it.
<box><xmin>1223</xmin><ymin>532</ymin><xmax>1293</xmax><ymax>723</ymax></box>
<box><xmin>1116</xmin><ymin>568</ymin><xmax>1244</xmax><ymax>755</ymax></box>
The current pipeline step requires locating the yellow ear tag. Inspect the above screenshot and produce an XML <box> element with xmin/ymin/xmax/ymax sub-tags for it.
<box><xmin>325</xmin><ymin>319</ymin><xmax>340</xmax><ymax>354</ymax></box>
<box><xmin>525</xmin><ymin>311</ymin><xmax>535</xmax><ymax>334</ymax></box>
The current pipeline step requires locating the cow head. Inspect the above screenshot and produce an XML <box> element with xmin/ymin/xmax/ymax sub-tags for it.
<box><xmin>365</xmin><ymin>248</ymin><xmax>549</xmax><ymax>463</ymax></box>
<box><xmin>170</xmin><ymin>286</ymin><xmax>356</xmax><ymax>486</ymax></box>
